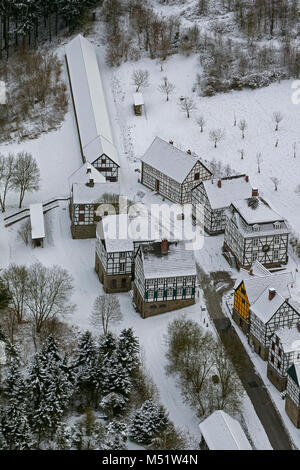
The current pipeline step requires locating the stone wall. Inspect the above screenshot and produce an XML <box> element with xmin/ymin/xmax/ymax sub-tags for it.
<box><xmin>285</xmin><ymin>394</ymin><xmax>300</xmax><ymax>428</ymax></box>
<box><xmin>95</xmin><ymin>253</ymin><xmax>132</xmax><ymax>293</ymax></box>
<box><xmin>267</xmin><ymin>364</ymin><xmax>287</xmax><ymax>392</ymax></box>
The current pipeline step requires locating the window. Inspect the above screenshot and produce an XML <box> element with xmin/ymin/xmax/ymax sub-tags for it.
<box><xmin>274</xmin><ymin>222</ymin><xmax>281</xmax><ymax>230</ymax></box>
<box><xmin>120</xmin><ymin>252</ymin><xmax>126</xmax><ymax>259</ymax></box>
<box><xmin>272</xmin><ymin>342</ymin><xmax>275</xmax><ymax>351</ymax></box>
<box><xmin>274</xmin><ymin>236</ymin><xmax>280</xmax><ymax>245</ymax></box>
<box><xmin>277</xmin><ymin>361</ymin><xmax>281</xmax><ymax>370</ymax></box>
<box><xmin>79</xmin><ymin>213</ymin><xmax>85</xmax><ymax>222</ymax></box>
<box><xmin>276</xmin><ymin>337</ymin><xmax>279</xmax><ymax>346</ymax></box>
<box><xmin>253</xmin><ymin>225</ymin><xmax>260</xmax><ymax>232</ymax></box>
<box><xmin>241</xmin><ymin>288</ymin><xmax>246</xmax><ymax>295</ymax></box>
<box><xmin>274</xmin><ymin>249</ymin><xmax>279</xmax><ymax>260</ymax></box>
<box><xmin>79</xmin><ymin>204</ymin><xmax>85</xmax><ymax>211</ymax></box>
<box><xmin>101</xmin><ymin>158</ymin><xmax>106</xmax><ymax>165</ymax></box>
<box><xmin>253</xmin><ymin>239</ymin><xmax>259</xmax><ymax>247</ymax></box>
<box><xmin>271</xmin><ymin>355</ymin><xmax>274</xmax><ymax>364</ymax></box>
<box><xmin>278</xmin><ymin>349</ymin><xmax>282</xmax><ymax>357</ymax></box>
<box><xmin>119</xmin><ymin>262</ymin><xmax>125</xmax><ymax>273</ymax></box>
<box><xmin>252</xmin><ymin>252</ymin><xmax>258</xmax><ymax>262</ymax></box>
<box><xmin>194</xmin><ymin>172</ymin><xmax>200</xmax><ymax>181</ymax></box>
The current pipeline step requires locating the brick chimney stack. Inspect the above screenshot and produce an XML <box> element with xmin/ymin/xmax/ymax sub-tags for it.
<box><xmin>245</xmin><ymin>175</ymin><xmax>249</xmax><ymax>182</ymax></box>
<box><xmin>88</xmin><ymin>178</ymin><xmax>94</xmax><ymax>188</ymax></box>
<box><xmin>169</xmin><ymin>140</ymin><xmax>174</xmax><ymax>145</ymax></box>
<box><xmin>249</xmin><ymin>268</ymin><xmax>253</xmax><ymax>276</ymax></box>
<box><xmin>161</xmin><ymin>239</ymin><xmax>168</xmax><ymax>254</ymax></box>
<box><xmin>252</xmin><ymin>188</ymin><xmax>258</xmax><ymax>197</ymax></box>
<box><xmin>297</xmin><ymin>323</ymin><xmax>300</xmax><ymax>333</ymax></box>
<box><xmin>87</xmin><ymin>166</ymin><xmax>92</xmax><ymax>174</ymax></box>
<box><xmin>269</xmin><ymin>288</ymin><xmax>276</xmax><ymax>301</ymax></box>
<box><xmin>187</xmin><ymin>149</ymin><xmax>192</xmax><ymax>155</ymax></box>
<box><xmin>217</xmin><ymin>179</ymin><xmax>222</xmax><ymax>188</ymax></box>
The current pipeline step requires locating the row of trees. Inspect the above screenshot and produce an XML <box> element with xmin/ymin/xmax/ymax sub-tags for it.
<box><xmin>0</xmin><ymin>329</ymin><xmax>186</xmax><ymax>450</ymax></box>
<box><xmin>166</xmin><ymin>316</ymin><xmax>243</xmax><ymax>417</ymax></box>
<box><xmin>0</xmin><ymin>151</ymin><xmax>40</xmax><ymax>210</ymax></box>
<box><xmin>0</xmin><ymin>0</ymin><xmax>102</xmax><ymax>58</ymax></box>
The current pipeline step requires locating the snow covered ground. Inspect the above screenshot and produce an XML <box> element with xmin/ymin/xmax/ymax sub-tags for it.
<box><xmin>3</xmin><ymin>25</ymin><xmax>300</xmax><ymax>448</ymax></box>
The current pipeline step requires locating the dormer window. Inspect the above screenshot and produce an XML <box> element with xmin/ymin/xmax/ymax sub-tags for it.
<box><xmin>253</xmin><ymin>224</ymin><xmax>260</xmax><ymax>232</ymax></box>
<box><xmin>274</xmin><ymin>222</ymin><xmax>281</xmax><ymax>230</ymax></box>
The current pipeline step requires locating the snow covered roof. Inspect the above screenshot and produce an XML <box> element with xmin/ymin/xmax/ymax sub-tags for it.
<box><xmin>201</xmin><ymin>176</ymin><xmax>253</xmax><ymax>210</ymax></box>
<box><xmin>133</xmin><ymin>92</ymin><xmax>144</xmax><ymax>106</ymax></box>
<box><xmin>231</xmin><ymin>197</ymin><xmax>285</xmax><ymax>225</ymax></box>
<box><xmin>29</xmin><ymin>203</ymin><xmax>45</xmax><ymax>240</ymax></box>
<box><xmin>140</xmin><ymin>241</ymin><xmax>197</xmax><ymax>279</ymax></box>
<box><xmin>141</xmin><ymin>137</ymin><xmax>211</xmax><ymax>184</ymax></box>
<box><xmin>68</xmin><ymin>162</ymin><xmax>106</xmax><ymax>189</ymax></box>
<box><xmin>275</xmin><ymin>327</ymin><xmax>300</xmax><ymax>354</ymax></box>
<box><xmin>65</xmin><ymin>35</ymin><xmax>119</xmax><ymax>166</ymax></box>
<box><xmin>199</xmin><ymin>410</ymin><xmax>252</xmax><ymax>450</ymax></box>
<box><xmin>235</xmin><ymin>268</ymin><xmax>294</xmax><ymax>304</ymax></box>
<box><xmin>250</xmin><ymin>287</ymin><xmax>286</xmax><ymax>324</ymax></box>
<box><xmin>72</xmin><ymin>182</ymin><xmax>120</xmax><ymax>204</ymax></box>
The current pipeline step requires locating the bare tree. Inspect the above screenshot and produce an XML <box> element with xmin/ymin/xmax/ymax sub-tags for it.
<box><xmin>209</xmin><ymin>128</ymin><xmax>225</xmax><ymax>148</ymax></box>
<box><xmin>90</xmin><ymin>294</ymin><xmax>122</xmax><ymax>335</ymax></box>
<box><xmin>238</xmin><ymin>149</ymin><xmax>245</xmax><ymax>159</ymax></box>
<box><xmin>273</xmin><ymin>111</ymin><xmax>284</xmax><ymax>131</ymax></box>
<box><xmin>238</xmin><ymin>119</ymin><xmax>247</xmax><ymax>139</ymax></box>
<box><xmin>18</xmin><ymin>219</ymin><xmax>31</xmax><ymax>245</ymax></box>
<box><xmin>24</xmin><ymin>262</ymin><xmax>74</xmax><ymax>333</ymax></box>
<box><xmin>256</xmin><ymin>152</ymin><xmax>262</xmax><ymax>173</ymax></box>
<box><xmin>0</xmin><ymin>153</ymin><xmax>15</xmax><ymax>212</ymax></box>
<box><xmin>196</xmin><ymin>115</ymin><xmax>206</xmax><ymax>133</ymax></box>
<box><xmin>11</xmin><ymin>151</ymin><xmax>40</xmax><ymax>208</ymax></box>
<box><xmin>158</xmin><ymin>76</ymin><xmax>175</xmax><ymax>101</ymax></box>
<box><xmin>2</xmin><ymin>264</ymin><xmax>28</xmax><ymax>324</ymax></box>
<box><xmin>178</xmin><ymin>97</ymin><xmax>197</xmax><ymax>118</ymax></box>
<box><xmin>270</xmin><ymin>176</ymin><xmax>280</xmax><ymax>191</ymax></box>
<box><xmin>132</xmin><ymin>69</ymin><xmax>150</xmax><ymax>92</ymax></box>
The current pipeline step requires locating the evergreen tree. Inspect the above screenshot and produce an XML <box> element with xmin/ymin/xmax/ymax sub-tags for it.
<box><xmin>129</xmin><ymin>400</ymin><xmax>169</xmax><ymax>445</ymax></box>
<box><xmin>72</xmin><ymin>331</ymin><xmax>98</xmax><ymax>406</ymax></box>
<box><xmin>116</xmin><ymin>328</ymin><xmax>140</xmax><ymax>373</ymax></box>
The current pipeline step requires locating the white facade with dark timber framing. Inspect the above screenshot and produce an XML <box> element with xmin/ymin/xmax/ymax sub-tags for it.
<box><xmin>224</xmin><ymin>192</ymin><xmax>289</xmax><ymax>269</ymax></box>
<box><xmin>95</xmin><ymin>214</ymin><xmax>154</xmax><ymax>293</ymax></box>
<box><xmin>192</xmin><ymin>175</ymin><xmax>253</xmax><ymax>235</ymax></box>
<box><xmin>133</xmin><ymin>240</ymin><xmax>197</xmax><ymax>318</ymax></box>
<box><xmin>267</xmin><ymin>325</ymin><xmax>300</xmax><ymax>391</ymax></box>
<box><xmin>65</xmin><ymin>34</ymin><xmax>120</xmax><ymax>181</ymax></box>
<box><xmin>249</xmin><ymin>287</ymin><xmax>300</xmax><ymax>361</ymax></box>
<box><xmin>285</xmin><ymin>364</ymin><xmax>300</xmax><ymax>428</ymax></box>
<box><xmin>141</xmin><ymin>137</ymin><xmax>212</xmax><ymax>204</ymax></box>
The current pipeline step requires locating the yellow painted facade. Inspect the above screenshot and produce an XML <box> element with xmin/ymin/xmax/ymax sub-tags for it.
<box><xmin>234</xmin><ymin>282</ymin><xmax>250</xmax><ymax>322</ymax></box>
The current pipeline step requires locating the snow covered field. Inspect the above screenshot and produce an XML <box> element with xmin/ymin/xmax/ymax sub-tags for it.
<box><xmin>3</xmin><ymin>28</ymin><xmax>300</xmax><ymax>449</ymax></box>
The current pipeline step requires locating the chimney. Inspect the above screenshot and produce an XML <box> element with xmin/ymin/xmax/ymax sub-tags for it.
<box><xmin>249</xmin><ymin>268</ymin><xmax>253</xmax><ymax>276</ymax></box>
<box><xmin>86</xmin><ymin>166</ymin><xmax>92</xmax><ymax>174</ymax></box>
<box><xmin>269</xmin><ymin>288</ymin><xmax>276</xmax><ymax>301</ymax></box>
<box><xmin>252</xmin><ymin>187</ymin><xmax>258</xmax><ymax>197</ymax></box>
<box><xmin>88</xmin><ymin>178</ymin><xmax>94</xmax><ymax>188</ymax></box>
<box><xmin>187</xmin><ymin>149</ymin><xmax>192</xmax><ymax>155</ymax></box>
<box><xmin>161</xmin><ymin>239</ymin><xmax>168</xmax><ymax>254</ymax></box>
<box><xmin>297</xmin><ymin>323</ymin><xmax>300</xmax><ymax>333</ymax></box>
<box><xmin>245</xmin><ymin>175</ymin><xmax>249</xmax><ymax>182</ymax></box>
<box><xmin>169</xmin><ymin>140</ymin><xmax>174</xmax><ymax>145</ymax></box>
<box><xmin>217</xmin><ymin>179</ymin><xmax>222</xmax><ymax>188</ymax></box>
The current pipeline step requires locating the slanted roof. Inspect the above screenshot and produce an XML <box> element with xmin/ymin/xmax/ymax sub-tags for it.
<box><xmin>72</xmin><ymin>182</ymin><xmax>120</xmax><ymax>204</ymax></box>
<box><xmin>141</xmin><ymin>137</ymin><xmax>211</xmax><ymax>184</ymax></box>
<box><xmin>287</xmin><ymin>363</ymin><xmax>300</xmax><ymax>387</ymax></box>
<box><xmin>275</xmin><ymin>327</ymin><xmax>300</xmax><ymax>354</ymax></box>
<box><xmin>201</xmin><ymin>176</ymin><xmax>253</xmax><ymax>210</ymax></box>
<box><xmin>83</xmin><ymin>135</ymin><xmax>119</xmax><ymax>167</ymax></box>
<box><xmin>133</xmin><ymin>92</ymin><xmax>144</xmax><ymax>106</ymax></box>
<box><xmin>242</xmin><ymin>271</ymin><xmax>294</xmax><ymax>304</ymax></box>
<box><xmin>199</xmin><ymin>410</ymin><xmax>252</xmax><ymax>450</ymax></box>
<box><xmin>65</xmin><ymin>35</ymin><xmax>119</xmax><ymax>166</ymax></box>
<box><xmin>68</xmin><ymin>162</ymin><xmax>106</xmax><ymax>189</ymax></box>
<box><xmin>250</xmin><ymin>287</ymin><xmax>286</xmax><ymax>324</ymax></box>
<box><xmin>232</xmin><ymin>197</ymin><xmax>285</xmax><ymax>225</ymax></box>
<box><xmin>141</xmin><ymin>241</ymin><xmax>197</xmax><ymax>279</ymax></box>
<box><xmin>29</xmin><ymin>204</ymin><xmax>45</xmax><ymax>240</ymax></box>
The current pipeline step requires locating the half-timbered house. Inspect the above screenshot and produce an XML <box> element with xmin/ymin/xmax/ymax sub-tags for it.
<box><xmin>267</xmin><ymin>326</ymin><xmax>300</xmax><ymax>391</ymax></box>
<box><xmin>232</xmin><ymin>261</ymin><xmax>294</xmax><ymax>334</ymax></box>
<box><xmin>95</xmin><ymin>214</ymin><xmax>154</xmax><ymax>293</ymax></box>
<box><xmin>285</xmin><ymin>363</ymin><xmax>300</xmax><ymax>428</ymax></box>
<box><xmin>69</xmin><ymin>164</ymin><xmax>120</xmax><ymax>239</ymax></box>
<box><xmin>141</xmin><ymin>137</ymin><xmax>212</xmax><ymax>204</ymax></box>
<box><xmin>224</xmin><ymin>193</ymin><xmax>289</xmax><ymax>269</ymax></box>
<box><xmin>133</xmin><ymin>240</ymin><xmax>197</xmax><ymax>318</ymax></box>
<box><xmin>199</xmin><ymin>411</ymin><xmax>252</xmax><ymax>450</ymax></box>
<box><xmin>191</xmin><ymin>175</ymin><xmax>253</xmax><ymax>235</ymax></box>
<box><xmin>65</xmin><ymin>35</ymin><xmax>120</xmax><ymax>181</ymax></box>
<box><xmin>249</xmin><ymin>287</ymin><xmax>300</xmax><ymax>360</ymax></box>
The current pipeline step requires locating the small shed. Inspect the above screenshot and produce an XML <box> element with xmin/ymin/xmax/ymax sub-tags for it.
<box><xmin>29</xmin><ymin>203</ymin><xmax>45</xmax><ymax>248</ymax></box>
<box><xmin>133</xmin><ymin>93</ymin><xmax>144</xmax><ymax>115</ymax></box>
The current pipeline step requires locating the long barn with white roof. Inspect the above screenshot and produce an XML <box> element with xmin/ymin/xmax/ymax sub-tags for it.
<box><xmin>65</xmin><ymin>34</ymin><xmax>119</xmax><ymax>182</ymax></box>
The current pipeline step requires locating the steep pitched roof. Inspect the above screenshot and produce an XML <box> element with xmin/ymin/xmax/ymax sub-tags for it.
<box><xmin>68</xmin><ymin>162</ymin><xmax>106</xmax><ymax>189</ymax></box>
<box><xmin>141</xmin><ymin>137</ymin><xmax>211</xmax><ymax>184</ymax></box>
<box><xmin>275</xmin><ymin>327</ymin><xmax>300</xmax><ymax>354</ymax></box>
<box><xmin>199</xmin><ymin>410</ymin><xmax>252</xmax><ymax>450</ymax></box>
<box><xmin>72</xmin><ymin>182</ymin><xmax>120</xmax><ymax>204</ymax></box>
<box><xmin>65</xmin><ymin>34</ymin><xmax>119</xmax><ymax>166</ymax></box>
<box><xmin>201</xmin><ymin>176</ymin><xmax>253</xmax><ymax>210</ymax></box>
<box><xmin>250</xmin><ymin>287</ymin><xmax>286</xmax><ymax>324</ymax></box>
<box><xmin>231</xmin><ymin>197</ymin><xmax>285</xmax><ymax>225</ymax></box>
